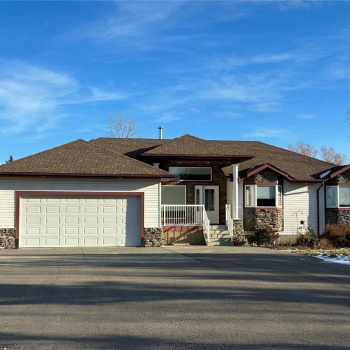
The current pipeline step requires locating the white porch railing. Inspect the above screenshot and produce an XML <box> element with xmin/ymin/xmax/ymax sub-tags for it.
<box><xmin>225</xmin><ymin>204</ymin><xmax>234</xmax><ymax>243</ymax></box>
<box><xmin>161</xmin><ymin>205</ymin><xmax>210</xmax><ymax>243</ymax></box>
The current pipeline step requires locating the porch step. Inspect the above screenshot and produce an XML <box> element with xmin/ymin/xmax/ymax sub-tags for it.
<box><xmin>207</xmin><ymin>226</ymin><xmax>233</xmax><ymax>246</ymax></box>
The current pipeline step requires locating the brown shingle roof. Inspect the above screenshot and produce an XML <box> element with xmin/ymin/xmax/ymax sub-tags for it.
<box><xmin>90</xmin><ymin>137</ymin><xmax>168</xmax><ymax>160</ymax></box>
<box><xmin>219</xmin><ymin>140</ymin><xmax>336</xmax><ymax>180</ymax></box>
<box><xmin>0</xmin><ymin>139</ymin><xmax>172</xmax><ymax>178</ymax></box>
<box><xmin>90</xmin><ymin>135</ymin><xmax>336</xmax><ymax>181</ymax></box>
<box><xmin>4</xmin><ymin>135</ymin><xmax>336</xmax><ymax>181</ymax></box>
<box><xmin>142</xmin><ymin>134</ymin><xmax>248</xmax><ymax>156</ymax></box>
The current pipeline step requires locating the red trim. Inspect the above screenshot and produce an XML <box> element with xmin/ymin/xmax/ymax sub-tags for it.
<box><xmin>15</xmin><ymin>191</ymin><xmax>145</xmax><ymax>241</ymax></box>
<box><xmin>329</xmin><ymin>164</ymin><xmax>350</xmax><ymax>179</ymax></box>
<box><xmin>240</xmin><ymin>163</ymin><xmax>293</xmax><ymax>182</ymax></box>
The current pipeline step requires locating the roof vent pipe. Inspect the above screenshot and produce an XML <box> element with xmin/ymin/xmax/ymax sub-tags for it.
<box><xmin>158</xmin><ymin>126</ymin><xmax>163</xmax><ymax>139</ymax></box>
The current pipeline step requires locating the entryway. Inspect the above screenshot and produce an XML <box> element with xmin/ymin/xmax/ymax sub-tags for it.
<box><xmin>195</xmin><ymin>185</ymin><xmax>219</xmax><ymax>224</ymax></box>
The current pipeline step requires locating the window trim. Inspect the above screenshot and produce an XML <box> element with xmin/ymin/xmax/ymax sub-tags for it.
<box><xmin>245</xmin><ymin>184</ymin><xmax>282</xmax><ymax>208</ymax></box>
<box><xmin>326</xmin><ymin>185</ymin><xmax>350</xmax><ymax>208</ymax></box>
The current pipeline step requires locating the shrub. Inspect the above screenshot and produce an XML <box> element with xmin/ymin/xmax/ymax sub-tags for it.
<box><xmin>319</xmin><ymin>237</ymin><xmax>335</xmax><ymax>250</ymax></box>
<box><xmin>296</xmin><ymin>225</ymin><xmax>319</xmax><ymax>248</ymax></box>
<box><xmin>322</xmin><ymin>224</ymin><xmax>350</xmax><ymax>248</ymax></box>
<box><xmin>247</xmin><ymin>227</ymin><xmax>280</xmax><ymax>247</ymax></box>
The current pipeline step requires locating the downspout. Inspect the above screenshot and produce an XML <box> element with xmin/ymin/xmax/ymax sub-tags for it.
<box><xmin>316</xmin><ymin>182</ymin><xmax>325</xmax><ymax>236</ymax></box>
<box><xmin>159</xmin><ymin>181</ymin><xmax>162</xmax><ymax>228</ymax></box>
<box><xmin>232</xmin><ymin>164</ymin><xmax>239</xmax><ymax>219</ymax></box>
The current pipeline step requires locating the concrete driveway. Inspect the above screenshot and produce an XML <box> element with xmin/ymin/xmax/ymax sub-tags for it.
<box><xmin>0</xmin><ymin>246</ymin><xmax>349</xmax><ymax>350</ymax></box>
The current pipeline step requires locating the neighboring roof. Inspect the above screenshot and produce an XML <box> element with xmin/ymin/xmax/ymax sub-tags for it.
<box><xmin>0</xmin><ymin>139</ymin><xmax>172</xmax><ymax>178</ymax></box>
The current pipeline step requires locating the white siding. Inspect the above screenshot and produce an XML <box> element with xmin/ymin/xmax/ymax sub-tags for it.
<box><xmin>0</xmin><ymin>177</ymin><xmax>160</xmax><ymax>228</ymax></box>
<box><xmin>283</xmin><ymin>181</ymin><xmax>324</xmax><ymax>235</ymax></box>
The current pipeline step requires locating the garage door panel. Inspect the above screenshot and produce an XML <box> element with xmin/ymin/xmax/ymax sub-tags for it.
<box><xmin>83</xmin><ymin>217</ymin><xmax>98</xmax><ymax>225</ymax></box>
<box><xmin>26</xmin><ymin>206</ymin><xmax>41</xmax><ymax>214</ymax></box>
<box><xmin>26</xmin><ymin>238</ymin><xmax>41</xmax><ymax>246</ymax></box>
<box><xmin>103</xmin><ymin>217</ymin><xmax>117</xmax><ymax>224</ymax></box>
<box><xmin>26</xmin><ymin>217</ymin><xmax>41</xmax><ymax>225</ymax></box>
<box><xmin>45</xmin><ymin>238</ymin><xmax>60</xmax><ymax>246</ymax></box>
<box><xmin>19</xmin><ymin>195</ymin><xmax>141</xmax><ymax>247</ymax></box>
<box><xmin>65</xmin><ymin>238</ymin><xmax>79</xmax><ymax>246</ymax></box>
<box><xmin>46</xmin><ymin>217</ymin><xmax>60</xmax><ymax>225</ymax></box>
<box><xmin>46</xmin><ymin>227</ymin><xmax>60</xmax><ymax>235</ymax></box>
<box><xmin>65</xmin><ymin>206</ymin><xmax>79</xmax><ymax>214</ymax></box>
<box><xmin>84</xmin><ymin>206</ymin><xmax>98</xmax><ymax>214</ymax></box>
<box><xmin>64</xmin><ymin>217</ymin><xmax>79</xmax><ymax>225</ymax></box>
<box><xmin>65</xmin><ymin>227</ymin><xmax>79</xmax><ymax>235</ymax></box>
<box><xmin>46</xmin><ymin>206</ymin><xmax>60</xmax><ymax>213</ymax></box>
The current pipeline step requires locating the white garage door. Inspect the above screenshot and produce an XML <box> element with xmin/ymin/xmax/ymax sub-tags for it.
<box><xmin>19</xmin><ymin>195</ymin><xmax>141</xmax><ymax>247</ymax></box>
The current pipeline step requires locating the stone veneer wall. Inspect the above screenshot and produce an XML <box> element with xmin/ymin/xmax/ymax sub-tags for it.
<box><xmin>325</xmin><ymin>169</ymin><xmax>350</xmax><ymax>225</ymax></box>
<box><xmin>142</xmin><ymin>228</ymin><xmax>163</xmax><ymax>247</ymax></box>
<box><xmin>244</xmin><ymin>169</ymin><xmax>284</xmax><ymax>231</ymax></box>
<box><xmin>244</xmin><ymin>209</ymin><xmax>284</xmax><ymax>231</ymax></box>
<box><xmin>251</xmin><ymin>169</ymin><xmax>280</xmax><ymax>184</ymax></box>
<box><xmin>0</xmin><ymin>228</ymin><xmax>16</xmax><ymax>249</ymax></box>
<box><xmin>326</xmin><ymin>209</ymin><xmax>350</xmax><ymax>225</ymax></box>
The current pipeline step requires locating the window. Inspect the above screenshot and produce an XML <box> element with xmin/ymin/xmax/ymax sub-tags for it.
<box><xmin>245</xmin><ymin>185</ymin><xmax>282</xmax><ymax>208</ymax></box>
<box><xmin>327</xmin><ymin>186</ymin><xmax>350</xmax><ymax>208</ymax></box>
<box><xmin>168</xmin><ymin>167</ymin><xmax>212</xmax><ymax>181</ymax></box>
<box><xmin>161</xmin><ymin>185</ymin><xmax>186</xmax><ymax>204</ymax></box>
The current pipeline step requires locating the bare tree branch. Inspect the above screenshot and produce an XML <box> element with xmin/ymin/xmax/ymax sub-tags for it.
<box><xmin>320</xmin><ymin>147</ymin><xmax>346</xmax><ymax>165</ymax></box>
<box><xmin>108</xmin><ymin>113</ymin><xmax>136</xmax><ymax>138</ymax></box>
<box><xmin>288</xmin><ymin>141</ymin><xmax>318</xmax><ymax>158</ymax></box>
<box><xmin>288</xmin><ymin>141</ymin><xmax>347</xmax><ymax>165</ymax></box>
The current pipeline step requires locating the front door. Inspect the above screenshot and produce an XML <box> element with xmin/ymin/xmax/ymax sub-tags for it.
<box><xmin>195</xmin><ymin>186</ymin><xmax>219</xmax><ymax>224</ymax></box>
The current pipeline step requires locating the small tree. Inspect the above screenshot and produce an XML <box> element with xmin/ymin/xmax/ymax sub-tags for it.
<box><xmin>320</xmin><ymin>147</ymin><xmax>346</xmax><ymax>165</ymax></box>
<box><xmin>288</xmin><ymin>141</ymin><xmax>318</xmax><ymax>158</ymax></box>
<box><xmin>288</xmin><ymin>142</ymin><xmax>346</xmax><ymax>165</ymax></box>
<box><xmin>108</xmin><ymin>113</ymin><xmax>136</xmax><ymax>138</ymax></box>
<box><xmin>5</xmin><ymin>155</ymin><xmax>14</xmax><ymax>163</ymax></box>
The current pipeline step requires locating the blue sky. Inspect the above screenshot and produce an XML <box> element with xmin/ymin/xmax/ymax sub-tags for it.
<box><xmin>0</xmin><ymin>0</ymin><xmax>350</xmax><ymax>163</ymax></box>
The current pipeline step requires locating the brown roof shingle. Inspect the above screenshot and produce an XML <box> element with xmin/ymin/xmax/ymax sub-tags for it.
<box><xmin>3</xmin><ymin>135</ymin><xmax>337</xmax><ymax>181</ymax></box>
<box><xmin>0</xmin><ymin>139</ymin><xmax>172</xmax><ymax>178</ymax></box>
<box><xmin>90</xmin><ymin>135</ymin><xmax>337</xmax><ymax>181</ymax></box>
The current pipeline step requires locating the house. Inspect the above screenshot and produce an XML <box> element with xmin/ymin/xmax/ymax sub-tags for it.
<box><xmin>0</xmin><ymin>134</ymin><xmax>349</xmax><ymax>248</ymax></box>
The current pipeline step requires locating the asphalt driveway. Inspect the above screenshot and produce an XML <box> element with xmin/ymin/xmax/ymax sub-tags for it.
<box><xmin>0</xmin><ymin>246</ymin><xmax>349</xmax><ymax>350</ymax></box>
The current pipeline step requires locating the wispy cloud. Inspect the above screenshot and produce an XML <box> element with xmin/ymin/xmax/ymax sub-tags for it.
<box><xmin>275</xmin><ymin>0</ymin><xmax>317</xmax><ymax>11</ymax></box>
<box><xmin>244</xmin><ymin>127</ymin><xmax>290</xmax><ymax>139</ymax></box>
<box><xmin>70</xmin><ymin>1</ymin><xmax>189</xmax><ymax>49</ymax></box>
<box><xmin>0</xmin><ymin>61</ymin><xmax>126</xmax><ymax>137</ymax></box>
<box><xmin>298</xmin><ymin>114</ymin><xmax>315</xmax><ymax>120</ymax></box>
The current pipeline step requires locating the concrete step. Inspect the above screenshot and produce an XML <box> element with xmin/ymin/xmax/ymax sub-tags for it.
<box><xmin>209</xmin><ymin>233</ymin><xmax>231</xmax><ymax>239</ymax></box>
<box><xmin>207</xmin><ymin>225</ymin><xmax>232</xmax><ymax>246</ymax></box>
<box><xmin>207</xmin><ymin>237</ymin><xmax>233</xmax><ymax>246</ymax></box>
